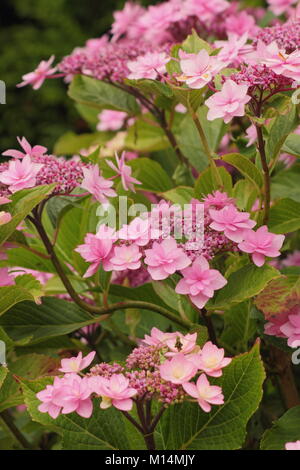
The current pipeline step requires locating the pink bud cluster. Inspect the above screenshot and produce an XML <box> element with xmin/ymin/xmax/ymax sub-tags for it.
<box><xmin>36</xmin><ymin>328</ymin><xmax>232</xmax><ymax>419</ymax></box>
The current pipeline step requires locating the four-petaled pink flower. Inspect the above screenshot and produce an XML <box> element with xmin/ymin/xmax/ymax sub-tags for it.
<box><xmin>110</xmin><ymin>244</ymin><xmax>142</xmax><ymax>271</ymax></box>
<box><xmin>97</xmin><ymin>110</ymin><xmax>128</xmax><ymax>132</ymax></box>
<box><xmin>191</xmin><ymin>341</ymin><xmax>231</xmax><ymax>377</ymax></box>
<box><xmin>209</xmin><ymin>204</ymin><xmax>256</xmax><ymax>243</ymax></box>
<box><xmin>159</xmin><ymin>354</ymin><xmax>197</xmax><ymax>384</ymax></box>
<box><xmin>285</xmin><ymin>440</ymin><xmax>300</xmax><ymax>450</ymax></box>
<box><xmin>0</xmin><ymin>211</ymin><xmax>12</xmax><ymax>225</ymax></box>
<box><xmin>178</xmin><ymin>49</ymin><xmax>224</xmax><ymax>89</ymax></box>
<box><xmin>81</xmin><ymin>165</ymin><xmax>116</xmax><ymax>203</ymax></box>
<box><xmin>59</xmin><ymin>351</ymin><xmax>96</xmax><ymax>374</ymax></box>
<box><xmin>127</xmin><ymin>51</ymin><xmax>169</xmax><ymax>80</ymax></box>
<box><xmin>0</xmin><ymin>155</ymin><xmax>44</xmax><ymax>193</ymax></box>
<box><xmin>238</xmin><ymin>225</ymin><xmax>285</xmax><ymax>267</ymax></box>
<box><xmin>144</xmin><ymin>237</ymin><xmax>191</xmax><ymax>280</ymax></box>
<box><xmin>175</xmin><ymin>256</ymin><xmax>227</xmax><ymax>309</ymax></box>
<box><xmin>90</xmin><ymin>374</ymin><xmax>137</xmax><ymax>411</ymax></box>
<box><xmin>106</xmin><ymin>152</ymin><xmax>141</xmax><ymax>192</ymax></box>
<box><xmin>2</xmin><ymin>136</ymin><xmax>48</xmax><ymax>159</ymax></box>
<box><xmin>183</xmin><ymin>373</ymin><xmax>224</xmax><ymax>412</ymax></box>
<box><xmin>75</xmin><ymin>226</ymin><xmax>115</xmax><ymax>277</ymax></box>
<box><xmin>205</xmin><ymin>79</ymin><xmax>251</xmax><ymax>123</ymax></box>
<box><xmin>17</xmin><ymin>56</ymin><xmax>57</xmax><ymax>90</ymax></box>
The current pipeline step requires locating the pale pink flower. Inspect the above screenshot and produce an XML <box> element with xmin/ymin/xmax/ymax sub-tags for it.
<box><xmin>215</xmin><ymin>34</ymin><xmax>249</xmax><ymax>66</ymax></box>
<box><xmin>54</xmin><ymin>375</ymin><xmax>93</xmax><ymax>418</ymax></box>
<box><xmin>0</xmin><ymin>197</ymin><xmax>11</xmax><ymax>205</ymax></box>
<box><xmin>97</xmin><ymin>110</ymin><xmax>128</xmax><ymax>132</ymax></box>
<box><xmin>160</xmin><ymin>354</ymin><xmax>197</xmax><ymax>385</ymax></box>
<box><xmin>2</xmin><ymin>136</ymin><xmax>48</xmax><ymax>159</ymax></box>
<box><xmin>90</xmin><ymin>374</ymin><xmax>137</xmax><ymax>411</ymax></box>
<box><xmin>17</xmin><ymin>56</ymin><xmax>57</xmax><ymax>90</ymax></box>
<box><xmin>264</xmin><ymin>311</ymin><xmax>290</xmax><ymax>338</ymax></box>
<box><xmin>267</xmin><ymin>0</ymin><xmax>297</xmax><ymax>16</ymax></box>
<box><xmin>106</xmin><ymin>152</ymin><xmax>141</xmax><ymax>192</ymax></box>
<box><xmin>285</xmin><ymin>440</ymin><xmax>300</xmax><ymax>450</ymax></box>
<box><xmin>137</xmin><ymin>1</ymin><xmax>183</xmax><ymax>44</ymax></box>
<box><xmin>0</xmin><ymin>268</ymin><xmax>14</xmax><ymax>287</ymax></box>
<box><xmin>85</xmin><ymin>36</ymin><xmax>109</xmax><ymax>51</ymax></box>
<box><xmin>144</xmin><ymin>237</ymin><xmax>191</xmax><ymax>281</ymax></box>
<box><xmin>59</xmin><ymin>351</ymin><xmax>96</xmax><ymax>374</ymax></box>
<box><xmin>183</xmin><ymin>0</ymin><xmax>229</xmax><ymax>21</ymax></box>
<box><xmin>175</xmin><ymin>257</ymin><xmax>227</xmax><ymax>309</ymax></box>
<box><xmin>178</xmin><ymin>49</ymin><xmax>225</xmax><ymax>90</ymax></box>
<box><xmin>111</xmin><ymin>2</ymin><xmax>145</xmax><ymax>41</ymax></box>
<box><xmin>238</xmin><ymin>226</ymin><xmax>285</xmax><ymax>267</ymax></box>
<box><xmin>256</xmin><ymin>40</ymin><xmax>300</xmax><ymax>82</ymax></box>
<box><xmin>245</xmin><ymin>124</ymin><xmax>257</xmax><ymax>147</ymax></box>
<box><xmin>109</xmin><ymin>244</ymin><xmax>142</xmax><ymax>271</ymax></box>
<box><xmin>118</xmin><ymin>216</ymin><xmax>155</xmax><ymax>246</ymax></box>
<box><xmin>203</xmin><ymin>191</ymin><xmax>234</xmax><ymax>210</ymax></box>
<box><xmin>127</xmin><ymin>52</ymin><xmax>169</xmax><ymax>80</ymax></box>
<box><xmin>142</xmin><ymin>327</ymin><xmax>177</xmax><ymax>347</ymax></box>
<box><xmin>165</xmin><ymin>333</ymin><xmax>198</xmax><ymax>357</ymax></box>
<box><xmin>0</xmin><ymin>211</ymin><xmax>12</xmax><ymax>225</ymax></box>
<box><xmin>75</xmin><ymin>227</ymin><xmax>115</xmax><ymax>278</ymax></box>
<box><xmin>225</xmin><ymin>12</ymin><xmax>257</xmax><ymax>37</ymax></box>
<box><xmin>280</xmin><ymin>310</ymin><xmax>300</xmax><ymax>347</ymax></box>
<box><xmin>209</xmin><ymin>204</ymin><xmax>256</xmax><ymax>243</ymax></box>
<box><xmin>191</xmin><ymin>341</ymin><xmax>231</xmax><ymax>377</ymax></box>
<box><xmin>183</xmin><ymin>373</ymin><xmax>224</xmax><ymax>412</ymax></box>
<box><xmin>205</xmin><ymin>79</ymin><xmax>251</xmax><ymax>123</ymax></box>
<box><xmin>282</xmin><ymin>251</ymin><xmax>300</xmax><ymax>267</ymax></box>
<box><xmin>81</xmin><ymin>165</ymin><xmax>116</xmax><ymax>203</ymax></box>
<box><xmin>36</xmin><ymin>377</ymin><xmax>65</xmax><ymax>419</ymax></box>
<box><xmin>0</xmin><ymin>155</ymin><xmax>43</xmax><ymax>193</ymax></box>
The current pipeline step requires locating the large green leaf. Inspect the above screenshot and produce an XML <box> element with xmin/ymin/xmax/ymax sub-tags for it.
<box><xmin>0</xmin><ymin>366</ymin><xmax>23</xmax><ymax>412</ymax></box>
<box><xmin>220</xmin><ymin>302</ymin><xmax>257</xmax><ymax>353</ymax></box>
<box><xmin>194</xmin><ymin>166</ymin><xmax>232</xmax><ymax>198</ymax></box>
<box><xmin>269</xmin><ymin>198</ymin><xmax>300</xmax><ymax>233</ymax></box>
<box><xmin>261</xmin><ymin>406</ymin><xmax>300</xmax><ymax>450</ymax></box>
<box><xmin>0</xmin><ymin>274</ymin><xmax>44</xmax><ymax>317</ymax></box>
<box><xmin>54</xmin><ymin>131</ymin><xmax>113</xmax><ymax>155</ymax></box>
<box><xmin>161</xmin><ymin>343</ymin><xmax>265</xmax><ymax>449</ymax></box>
<box><xmin>255</xmin><ymin>275</ymin><xmax>300</xmax><ymax>319</ymax></box>
<box><xmin>162</xmin><ymin>186</ymin><xmax>194</xmax><ymax>205</ymax></box>
<box><xmin>221</xmin><ymin>153</ymin><xmax>263</xmax><ymax>192</ymax></box>
<box><xmin>0</xmin><ymin>184</ymin><xmax>55</xmax><ymax>246</ymax></box>
<box><xmin>125</xmin><ymin>119</ymin><xmax>169</xmax><ymax>152</ymax></box>
<box><xmin>128</xmin><ymin>158</ymin><xmax>173</xmax><ymax>193</ymax></box>
<box><xmin>68</xmin><ymin>75</ymin><xmax>140</xmax><ymax>114</ymax></box>
<box><xmin>207</xmin><ymin>264</ymin><xmax>280</xmax><ymax>311</ymax></box>
<box><xmin>22</xmin><ymin>378</ymin><xmax>143</xmax><ymax>450</ymax></box>
<box><xmin>265</xmin><ymin>104</ymin><xmax>298</xmax><ymax>161</ymax></box>
<box><xmin>282</xmin><ymin>132</ymin><xmax>300</xmax><ymax>157</ymax></box>
<box><xmin>271</xmin><ymin>164</ymin><xmax>300</xmax><ymax>202</ymax></box>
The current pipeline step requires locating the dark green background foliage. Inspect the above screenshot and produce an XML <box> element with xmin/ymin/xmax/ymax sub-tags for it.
<box><xmin>0</xmin><ymin>0</ymin><xmax>160</xmax><ymax>152</ymax></box>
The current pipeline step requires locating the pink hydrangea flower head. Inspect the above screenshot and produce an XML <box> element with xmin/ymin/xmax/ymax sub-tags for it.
<box><xmin>267</xmin><ymin>0</ymin><xmax>297</xmax><ymax>16</ymax></box>
<box><xmin>209</xmin><ymin>204</ymin><xmax>256</xmax><ymax>243</ymax></box>
<box><xmin>205</xmin><ymin>79</ymin><xmax>251</xmax><ymax>123</ymax></box>
<box><xmin>118</xmin><ymin>216</ymin><xmax>155</xmax><ymax>246</ymax></box>
<box><xmin>75</xmin><ymin>228</ymin><xmax>115</xmax><ymax>278</ymax></box>
<box><xmin>285</xmin><ymin>440</ymin><xmax>300</xmax><ymax>450</ymax></box>
<box><xmin>175</xmin><ymin>256</ymin><xmax>227</xmax><ymax>309</ymax></box>
<box><xmin>81</xmin><ymin>165</ymin><xmax>117</xmax><ymax>203</ymax></box>
<box><xmin>178</xmin><ymin>49</ymin><xmax>225</xmax><ymax>89</ymax></box>
<box><xmin>90</xmin><ymin>373</ymin><xmax>137</xmax><ymax>411</ymax></box>
<box><xmin>127</xmin><ymin>51</ymin><xmax>169</xmax><ymax>80</ymax></box>
<box><xmin>55</xmin><ymin>375</ymin><xmax>93</xmax><ymax>418</ymax></box>
<box><xmin>17</xmin><ymin>55</ymin><xmax>57</xmax><ymax>90</ymax></box>
<box><xmin>59</xmin><ymin>351</ymin><xmax>96</xmax><ymax>374</ymax></box>
<box><xmin>0</xmin><ymin>155</ymin><xmax>44</xmax><ymax>193</ymax></box>
<box><xmin>183</xmin><ymin>373</ymin><xmax>224</xmax><ymax>412</ymax></box>
<box><xmin>97</xmin><ymin>110</ymin><xmax>128</xmax><ymax>132</ymax></box>
<box><xmin>191</xmin><ymin>341</ymin><xmax>231</xmax><ymax>377</ymax></box>
<box><xmin>165</xmin><ymin>332</ymin><xmax>198</xmax><ymax>357</ymax></box>
<box><xmin>106</xmin><ymin>151</ymin><xmax>141</xmax><ymax>192</ymax></box>
<box><xmin>142</xmin><ymin>327</ymin><xmax>177</xmax><ymax>347</ymax></box>
<box><xmin>0</xmin><ymin>211</ymin><xmax>12</xmax><ymax>225</ymax></box>
<box><xmin>238</xmin><ymin>226</ymin><xmax>285</xmax><ymax>267</ymax></box>
<box><xmin>109</xmin><ymin>244</ymin><xmax>142</xmax><ymax>271</ymax></box>
<box><xmin>2</xmin><ymin>137</ymin><xmax>48</xmax><ymax>159</ymax></box>
<box><xmin>159</xmin><ymin>354</ymin><xmax>197</xmax><ymax>384</ymax></box>
<box><xmin>111</xmin><ymin>2</ymin><xmax>145</xmax><ymax>41</ymax></box>
<box><xmin>144</xmin><ymin>237</ymin><xmax>191</xmax><ymax>280</ymax></box>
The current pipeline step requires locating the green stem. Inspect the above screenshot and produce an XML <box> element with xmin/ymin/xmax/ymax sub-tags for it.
<box><xmin>255</xmin><ymin>124</ymin><xmax>271</xmax><ymax>224</ymax></box>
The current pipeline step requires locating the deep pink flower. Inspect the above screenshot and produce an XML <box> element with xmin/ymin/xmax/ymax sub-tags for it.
<box><xmin>0</xmin><ymin>211</ymin><xmax>12</xmax><ymax>225</ymax></box>
<box><xmin>144</xmin><ymin>237</ymin><xmax>191</xmax><ymax>280</ymax></box>
<box><xmin>81</xmin><ymin>165</ymin><xmax>116</xmax><ymax>203</ymax></box>
<box><xmin>0</xmin><ymin>155</ymin><xmax>43</xmax><ymax>193</ymax></box>
<box><xmin>175</xmin><ymin>257</ymin><xmax>227</xmax><ymax>309</ymax></box>
<box><xmin>209</xmin><ymin>204</ymin><xmax>256</xmax><ymax>243</ymax></box>
<box><xmin>97</xmin><ymin>110</ymin><xmax>128</xmax><ymax>132</ymax></box>
<box><xmin>160</xmin><ymin>354</ymin><xmax>197</xmax><ymax>385</ymax></box>
<box><xmin>285</xmin><ymin>440</ymin><xmax>300</xmax><ymax>450</ymax></box>
<box><xmin>17</xmin><ymin>56</ymin><xmax>57</xmax><ymax>90</ymax></box>
<box><xmin>127</xmin><ymin>51</ymin><xmax>169</xmax><ymax>80</ymax></box>
<box><xmin>106</xmin><ymin>152</ymin><xmax>141</xmax><ymax>192</ymax></box>
<box><xmin>191</xmin><ymin>341</ymin><xmax>231</xmax><ymax>377</ymax></box>
<box><xmin>59</xmin><ymin>351</ymin><xmax>96</xmax><ymax>374</ymax></box>
<box><xmin>205</xmin><ymin>79</ymin><xmax>251</xmax><ymax>123</ymax></box>
<box><xmin>238</xmin><ymin>226</ymin><xmax>285</xmax><ymax>267</ymax></box>
<box><xmin>110</xmin><ymin>244</ymin><xmax>142</xmax><ymax>271</ymax></box>
<box><xmin>183</xmin><ymin>373</ymin><xmax>224</xmax><ymax>412</ymax></box>
<box><xmin>178</xmin><ymin>49</ymin><xmax>225</xmax><ymax>89</ymax></box>
<box><xmin>90</xmin><ymin>374</ymin><xmax>137</xmax><ymax>411</ymax></box>
<box><xmin>2</xmin><ymin>137</ymin><xmax>48</xmax><ymax>159</ymax></box>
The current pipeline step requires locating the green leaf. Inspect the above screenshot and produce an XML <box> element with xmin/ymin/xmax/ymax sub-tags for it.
<box><xmin>221</xmin><ymin>153</ymin><xmax>263</xmax><ymax>193</ymax></box>
<box><xmin>128</xmin><ymin>158</ymin><xmax>173</xmax><ymax>193</ymax></box>
<box><xmin>269</xmin><ymin>198</ymin><xmax>300</xmax><ymax>233</ymax></box>
<box><xmin>255</xmin><ymin>275</ymin><xmax>300</xmax><ymax>319</ymax></box>
<box><xmin>207</xmin><ymin>264</ymin><xmax>280</xmax><ymax>311</ymax></box>
<box><xmin>22</xmin><ymin>378</ymin><xmax>141</xmax><ymax>449</ymax></box>
<box><xmin>0</xmin><ymin>184</ymin><xmax>56</xmax><ymax>247</ymax></box>
<box><xmin>282</xmin><ymin>132</ymin><xmax>300</xmax><ymax>157</ymax></box>
<box><xmin>181</xmin><ymin>30</ymin><xmax>213</xmax><ymax>54</ymax></box>
<box><xmin>68</xmin><ymin>75</ymin><xmax>140</xmax><ymax>114</ymax></box>
<box><xmin>7</xmin><ymin>248</ymin><xmax>54</xmax><ymax>273</ymax></box>
<box><xmin>265</xmin><ymin>103</ymin><xmax>298</xmax><ymax>161</ymax></box>
<box><xmin>195</xmin><ymin>166</ymin><xmax>232</xmax><ymax>198</ymax></box>
<box><xmin>125</xmin><ymin>79</ymin><xmax>173</xmax><ymax>99</ymax></box>
<box><xmin>271</xmin><ymin>164</ymin><xmax>300</xmax><ymax>202</ymax></box>
<box><xmin>162</xmin><ymin>186</ymin><xmax>194</xmax><ymax>205</ymax></box>
<box><xmin>161</xmin><ymin>343</ymin><xmax>265</xmax><ymax>449</ymax></box>
<box><xmin>0</xmin><ymin>284</ymin><xmax>40</xmax><ymax>317</ymax></box>
<box><xmin>125</xmin><ymin>119</ymin><xmax>169</xmax><ymax>152</ymax></box>
<box><xmin>54</xmin><ymin>131</ymin><xmax>113</xmax><ymax>155</ymax></box>
<box><xmin>261</xmin><ymin>406</ymin><xmax>300</xmax><ymax>450</ymax></box>
<box><xmin>0</xmin><ymin>366</ymin><xmax>23</xmax><ymax>412</ymax></box>
<box><xmin>220</xmin><ymin>302</ymin><xmax>257</xmax><ymax>353</ymax></box>
<box><xmin>233</xmin><ymin>180</ymin><xmax>258</xmax><ymax>212</ymax></box>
